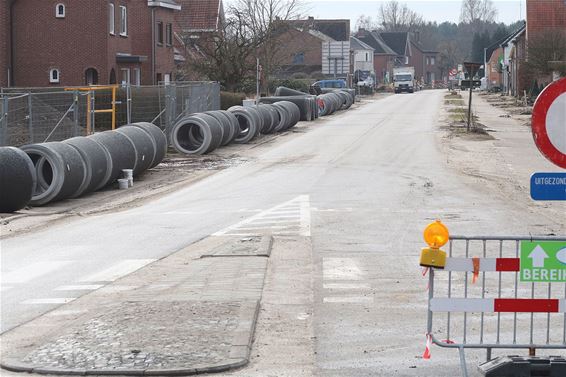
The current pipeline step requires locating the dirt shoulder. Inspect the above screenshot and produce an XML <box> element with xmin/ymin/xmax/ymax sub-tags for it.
<box><xmin>437</xmin><ymin>90</ymin><xmax>566</xmax><ymax>235</ymax></box>
<box><xmin>0</xmin><ymin>95</ymin><xmax>386</xmax><ymax>240</ymax></box>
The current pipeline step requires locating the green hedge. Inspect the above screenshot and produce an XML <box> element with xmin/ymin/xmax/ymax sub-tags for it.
<box><xmin>220</xmin><ymin>91</ymin><xmax>247</xmax><ymax>110</ymax></box>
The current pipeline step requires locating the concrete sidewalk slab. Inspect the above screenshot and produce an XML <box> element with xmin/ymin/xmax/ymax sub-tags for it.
<box><xmin>0</xmin><ymin>236</ymin><xmax>270</xmax><ymax>375</ymax></box>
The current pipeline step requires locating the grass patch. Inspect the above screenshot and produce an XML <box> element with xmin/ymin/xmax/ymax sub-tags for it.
<box><xmin>448</xmin><ymin>107</ymin><xmax>468</xmax><ymax>114</ymax></box>
<box><xmin>445</xmin><ymin>93</ymin><xmax>462</xmax><ymax>99</ymax></box>
<box><xmin>445</xmin><ymin>99</ymin><xmax>465</xmax><ymax>106</ymax></box>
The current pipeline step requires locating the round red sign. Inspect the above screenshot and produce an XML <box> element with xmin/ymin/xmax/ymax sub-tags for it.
<box><xmin>531</xmin><ymin>78</ymin><xmax>566</xmax><ymax>169</ymax></box>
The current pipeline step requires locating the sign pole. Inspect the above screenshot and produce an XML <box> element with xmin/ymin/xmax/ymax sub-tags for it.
<box><xmin>467</xmin><ymin>84</ymin><xmax>473</xmax><ymax>132</ymax></box>
<box><xmin>256</xmin><ymin>58</ymin><xmax>260</xmax><ymax>104</ymax></box>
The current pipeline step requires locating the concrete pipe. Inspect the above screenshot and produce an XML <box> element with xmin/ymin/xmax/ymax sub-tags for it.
<box><xmin>228</xmin><ymin>106</ymin><xmax>260</xmax><ymax>143</ymax></box>
<box><xmin>271</xmin><ymin>103</ymin><xmax>290</xmax><ymax>132</ymax></box>
<box><xmin>205</xmin><ymin>111</ymin><xmax>233</xmax><ymax>146</ymax></box>
<box><xmin>274</xmin><ymin>86</ymin><xmax>311</xmax><ymax>97</ymax></box>
<box><xmin>21</xmin><ymin>142</ymin><xmax>87</xmax><ymax>206</ymax></box>
<box><xmin>0</xmin><ymin>147</ymin><xmax>36</xmax><ymax>212</ymax></box>
<box><xmin>63</xmin><ymin>137</ymin><xmax>112</xmax><ymax>195</ymax></box>
<box><xmin>277</xmin><ymin>101</ymin><xmax>301</xmax><ymax>129</ymax></box>
<box><xmin>129</xmin><ymin>122</ymin><xmax>168</xmax><ymax>168</ymax></box>
<box><xmin>170</xmin><ymin>113</ymin><xmax>223</xmax><ymax>155</ymax></box>
<box><xmin>88</xmin><ymin>131</ymin><xmax>137</xmax><ymax>185</ymax></box>
<box><xmin>116</xmin><ymin>126</ymin><xmax>156</xmax><ymax>175</ymax></box>
<box><xmin>218</xmin><ymin>110</ymin><xmax>240</xmax><ymax>144</ymax></box>
<box><xmin>260</xmin><ymin>105</ymin><xmax>279</xmax><ymax>133</ymax></box>
<box><xmin>254</xmin><ymin>105</ymin><xmax>277</xmax><ymax>134</ymax></box>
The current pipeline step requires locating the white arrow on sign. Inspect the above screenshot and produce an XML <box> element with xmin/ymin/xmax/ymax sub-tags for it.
<box><xmin>529</xmin><ymin>245</ymin><xmax>549</xmax><ymax>268</ymax></box>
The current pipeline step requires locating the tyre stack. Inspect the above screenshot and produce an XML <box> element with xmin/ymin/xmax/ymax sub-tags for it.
<box><xmin>170</xmin><ymin>103</ymin><xmax>301</xmax><ymax>155</ymax></box>
<box><xmin>0</xmin><ymin>122</ymin><xmax>167</xmax><ymax>210</ymax></box>
<box><xmin>317</xmin><ymin>90</ymin><xmax>355</xmax><ymax>116</ymax></box>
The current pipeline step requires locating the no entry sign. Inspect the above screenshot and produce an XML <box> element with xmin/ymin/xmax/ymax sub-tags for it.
<box><xmin>531</xmin><ymin>78</ymin><xmax>566</xmax><ymax>168</ymax></box>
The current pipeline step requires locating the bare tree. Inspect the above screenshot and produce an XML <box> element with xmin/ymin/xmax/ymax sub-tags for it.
<box><xmin>377</xmin><ymin>1</ymin><xmax>424</xmax><ymax>32</ymax></box>
<box><xmin>179</xmin><ymin>0</ymin><xmax>303</xmax><ymax>92</ymax></box>
<box><xmin>460</xmin><ymin>0</ymin><xmax>497</xmax><ymax>24</ymax></box>
<box><xmin>355</xmin><ymin>15</ymin><xmax>375</xmax><ymax>31</ymax></box>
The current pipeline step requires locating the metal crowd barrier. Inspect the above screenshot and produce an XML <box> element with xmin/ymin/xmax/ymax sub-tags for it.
<box><xmin>425</xmin><ymin>235</ymin><xmax>566</xmax><ymax>377</ymax></box>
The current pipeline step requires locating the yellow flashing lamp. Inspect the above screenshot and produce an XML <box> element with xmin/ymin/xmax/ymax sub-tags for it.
<box><xmin>420</xmin><ymin>220</ymin><xmax>449</xmax><ymax>269</ymax></box>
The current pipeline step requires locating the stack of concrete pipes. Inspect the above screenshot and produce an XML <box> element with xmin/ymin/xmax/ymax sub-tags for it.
<box><xmin>0</xmin><ymin>122</ymin><xmax>167</xmax><ymax>212</ymax></box>
<box><xmin>261</xmin><ymin>86</ymin><xmax>355</xmax><ymax>118</ymax></box>
<box><xmin>170</xmin><ymin>102</ymin><xmax>301</xmax><ymax>155</ymax></box>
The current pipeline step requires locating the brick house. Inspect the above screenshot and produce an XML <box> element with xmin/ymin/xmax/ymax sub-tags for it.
<box><xmin>410</xmin><ymin>38</ymin><xmax>441</xmax><ymax>85</ymax></box>
<box><xmin>355</xmin><ymin>29</ymin><xmax>396</xmax><ymax>85</ymax></box>
<box><xmin>526</xmin><ymin>0</ymin><xmax>566</xmax><ymax>85</ymax></box>
<box><xmin>2</xmin><ymin>0</ymin><xmax>181</xmax><ymax>87</ymax></box>
<box><xmin>271</xmin><ymin>17</ymin><xmax>350</xmax><ymax>78</ymax></box>
<box><xmin>355</xmin><ymin>29</ymin><xmax>440</xmax><ymax>85</ymax></box>
<box><xmin>526</xmin><ymin>0</ymin><xmax>566</xmax><ymax>41</ymax></box>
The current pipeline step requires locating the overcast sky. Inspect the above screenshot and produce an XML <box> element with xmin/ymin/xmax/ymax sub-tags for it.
<box><xmin>304</xmin><ymin>0</ymin><xmax>527</xmax><ymax>25</ymax></box>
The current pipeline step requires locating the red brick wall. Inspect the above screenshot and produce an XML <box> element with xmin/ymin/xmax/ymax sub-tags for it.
<box><xmin>12</xmin><ymin>0</ymin><xmax>108</xmax><ymax>86</ymax></box>
<box><xmin>1</xmin><ymin>1</ymin><xmax>12</xmax><ymax>86</ymax></box>
<box><xmin>527</xmin><ymin>0</ymin><xmax>566</xmax><ymax>40</ymax></box>
<box><xmin>274</xmin><ymin>28</ymin><xmax>323</xmax><ymax>66</ymax></box>
<box><xmin>487</xmin><ymin>47</ymin><xmax>503</xmax><ymax>86</ymax></box>
<box><xmin>11</xmin><ymin>0</ymin><xmax>177</xmax><ymax>87</ymax></box>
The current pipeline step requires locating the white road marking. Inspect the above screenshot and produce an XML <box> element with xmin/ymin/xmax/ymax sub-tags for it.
<box><xmin>323</xmin><ymin>283</ymin><xmax>371</xmax><ymax>290</ymax></box>
<box><xmin>323</xmin><ymin>258</ymin><xmax>363</xmax><ymax>280</ymax></box>
<box><xmin>213</xmin><ymin>195</ymin><xmax>311</xmax><ymax>237</ymax></box>
<box><xmin>323</xmin><ymin>296</ymin><xmax>374</xmax><ymax>304</ymax></box>
<box><xmin>54</xmin><ymin>284</ymin><xmax>103</xmax><ymax>291</ymax></box>
<box><xmin>46</xmin><ymin>309</ymin><xmax>89</xmax><ymax>317</ymax></box>
<box><xmin>79</xmin><ymin>259</ymin><xmax>156</xmax><ymax>283</ymax></box>
<box><xmin>2</xmin><ymin>261</ymin><xmax>72</xmax><ymax>284</ymax></box>
<box><xmin>322</xmin><ymin>257</ymin><xmax>372</xmax><ymax>304</ymax></box>
<box><xmin>22</xmin><ymin>298</ymin><xmax>77</xmax><ymax>305</ymax></box>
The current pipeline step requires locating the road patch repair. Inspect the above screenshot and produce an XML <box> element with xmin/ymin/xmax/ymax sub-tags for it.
<box><xmin>0</xmin><ymin>235</ymin><xmax>273</xmax><ymax>375</ymax></box>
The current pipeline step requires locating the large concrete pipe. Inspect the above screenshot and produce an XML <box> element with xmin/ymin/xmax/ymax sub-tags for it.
<box><xmin>228</xmin><ymin>106</ymin><xmax>261</xmax><ymax>143</ymax></box>
<box><xmin>129</xmin><ymin>122</ymin><xmax>168</xmax><ymax>168</ymax></box>
<box><xmin>88</xmin><ymin>131</ymin><xmax>137</xmax><ymax>185</ymax></box>
<box><xmin>63</xmin><ymin>137</ymin><xmax>112</xmax><ymax>195</ymax></box>
<box><xmin>170</xmin><ymin>113</ymin><xmax>223</xmax><ymax>155</ymax></box>
<box><xmin>21</xmin><ymin>142</ymin><xmax>87</xmax><ymax>206</ymax></box>
<box><xmin>0</xmin><ymin>147</ymin><xmax>36</xmax><ymax>212</ymax></box>
<box><xmin>116</xmin><ymin>126</ymin><xmax>156</xmax><ymax>175</ymax></box>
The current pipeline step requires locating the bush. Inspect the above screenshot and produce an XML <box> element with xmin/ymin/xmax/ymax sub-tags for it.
<box><xmin>268</xmin><ymin>79</ymin><xmax>310</xmax><ymax>94</ymax></box>
<box><xmin>220</xmin><ymin>91</ymin><xmax>246</xmax><ymax>110</ymax></box>
<box><xmin>291</xmin><ymin>72</ymin><xmax>308</xmax><ymax>80</ymax></box>
<box><xmin>310</xmin><ymin>71</ymin><xmax>325</xmax><ymax>80</ymax></box>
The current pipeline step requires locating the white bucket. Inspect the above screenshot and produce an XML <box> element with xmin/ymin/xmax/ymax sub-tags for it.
<box><xmin>118</xmin><ymin>178</ymin><xmax>129</xmax><ymax>190</ymax></box>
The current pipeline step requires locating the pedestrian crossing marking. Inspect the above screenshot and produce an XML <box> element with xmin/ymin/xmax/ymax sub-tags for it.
<box><xmin>213</xmin><ymin>195</ymin><xmax>311</xmax><ymax>237</ymax></box>
<box><xmin>2</xmin><ymin>261</ymin><xmax>72</xmax><ymax>284</ymax></box>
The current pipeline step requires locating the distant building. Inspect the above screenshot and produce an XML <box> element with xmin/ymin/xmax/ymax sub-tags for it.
<box><xmin>350</xmin><ymin>36</ymin><xmax>375</xmax><ymax>84</ymax></box>
<box><xmin>355</xmin><ymin>29</ymin><xmax>440</xmax><ymax>86</ymax></box>
<box><xmin>2</xmin><ymin>0</ymin><xmax>182</xmax><ymax>87</ymax></box>
<box><xmin>526</xmin><ymin>0</ymin><xmax>566</xmax><ymax>41</ymax></box>
<box><xmin>526</xmin><ymin>0</ymin><xmax>566</xmax><ymax>86</ymax></box>
<box><xmin>271</xmin><ymin>17</ymin><xmax>350</xmax><ymax>78</ymax></box>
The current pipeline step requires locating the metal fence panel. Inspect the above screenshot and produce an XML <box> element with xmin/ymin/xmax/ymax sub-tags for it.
<box><xmin>0</xmin><ymin>82</ymin><xmax>220</xmax><ymax>146</ymax></box>
<box><xmin>426</xmin><ymin>235</ymin><xmax>566</xmax><ymax>377</ymax></box>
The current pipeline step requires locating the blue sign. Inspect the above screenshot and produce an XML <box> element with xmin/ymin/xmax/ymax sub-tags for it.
<box><xmin>531</xmin><ymin>173</ymin><xmax>566</xmax><ymax>201</ymax></box>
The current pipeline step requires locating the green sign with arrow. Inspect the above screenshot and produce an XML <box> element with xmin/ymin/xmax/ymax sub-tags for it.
<box><xmin>520</xmin><ymin>241</ymin><xmax>566</xmax><ymax>282</ymax></box>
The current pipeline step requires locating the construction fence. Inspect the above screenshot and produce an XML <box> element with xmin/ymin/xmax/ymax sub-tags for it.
<box><xmin>0</xmin><ymin>82</ymin><xmax>220</xmax><ymax>147</ymax></box>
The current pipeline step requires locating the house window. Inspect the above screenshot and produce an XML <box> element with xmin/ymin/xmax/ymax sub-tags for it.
<box><xmin>55</xmin><ymin>3</ymin><xmax>65</xmax><ymax>18</ymax></box>
<box><xmin>292</xmin><ymin>52</ymin><xmax>304</xmax><ymax>64</ymax></box>
<box><xmin>109</xmin><ymin>3</ymin><xmax>115</xmax><ymax>35</ymax></box>
<box><xmin>157</xmin><ymin>21</ymin><xmax>163</xmax><ymax>45</ymax></box>
<box><xmin>85</xmin><ymin>68</ymin><xmax>98</xmax><ymax>85</ymax></box>
<box><xmin>119</xmin><ymin>5</ymin><xmax>127</xmax><ymax>36</ymax></box>
<box><xmin>49</xmin><ymin>69</ymin><xmax>60</xmax><ymax>83</ymax></box>
<box><xmin>366</xmin><ymin>52</ymin><xmax>369</xmax><ymax>61</ymax></box>
<box><xmin>166</xmin><ymin>23</ymin><xmax>172</xmax><ymax>46</ymax></box>
<box><xmin>133</xmin><ymin>68</ymin><xmax>141</xmax><ymax>86</ymax></box>
<box><xmin>430</xmin><ymin>57</ymin><xmax>435</xmax><ymax>65</ymax></box>
<box><xmin>121</xmin><ymin>68</ymin><xmax>130</xmax><ymax>85</ymax></box>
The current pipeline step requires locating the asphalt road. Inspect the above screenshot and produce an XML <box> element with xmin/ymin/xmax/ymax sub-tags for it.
<box><xmin>2</xmin><ymin>90</ymin><xmax>565</xmax><ymax>375</ymax></box>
